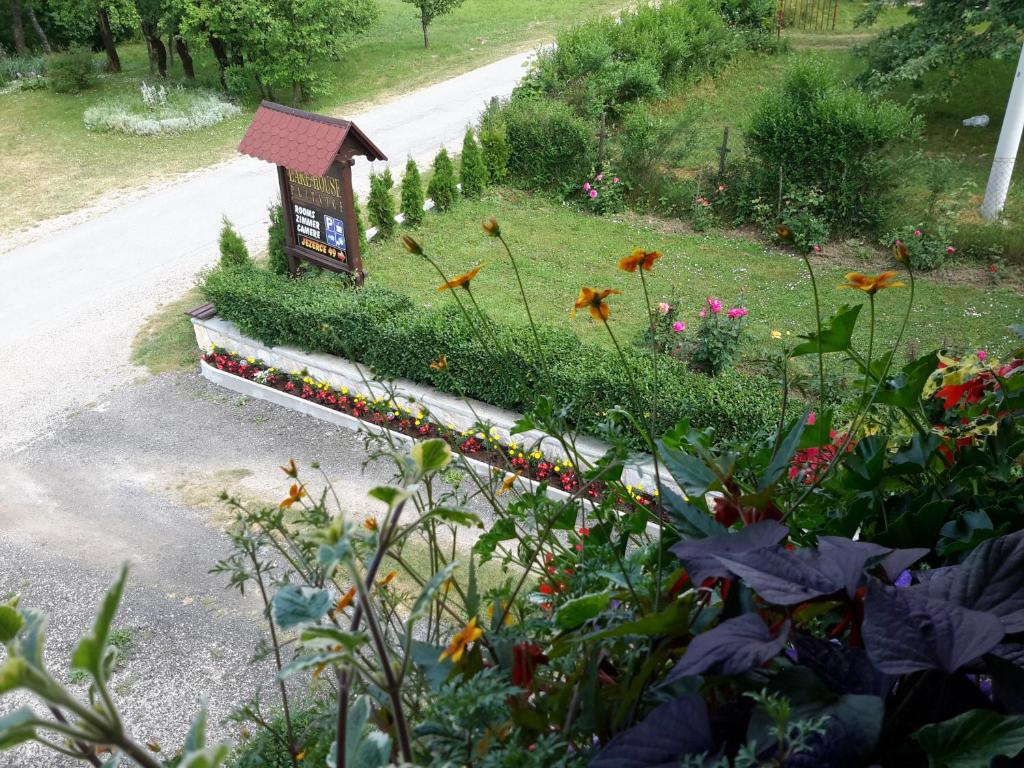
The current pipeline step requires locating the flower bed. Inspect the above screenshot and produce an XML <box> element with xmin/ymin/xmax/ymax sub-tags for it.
<box><xmin>203</xmin><ymin>347</ymin><xmax>657</xmax><ymax>510</ymax></box>
<box><xmin>84</xmin><ymin>83</ymin><xmax>240</xmax><ymax>136</ymax></box>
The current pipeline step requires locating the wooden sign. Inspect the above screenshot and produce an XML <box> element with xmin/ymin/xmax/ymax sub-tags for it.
<box><xmin>238</xmin><ymin>101</ymin><xmax>387</xmax><ymax>284</ymax></box>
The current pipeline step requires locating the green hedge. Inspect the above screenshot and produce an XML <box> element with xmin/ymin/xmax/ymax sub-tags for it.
<box><xmin>202</xmin><ymin>265</ymin><xmax>783</xmax><ymax>446</ymax></box>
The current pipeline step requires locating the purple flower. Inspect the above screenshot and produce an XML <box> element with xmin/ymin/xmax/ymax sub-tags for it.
<box><xmin>894</xmin><ymin>570</ymin><xmax>912</xmax><ymax>588</ymax></box>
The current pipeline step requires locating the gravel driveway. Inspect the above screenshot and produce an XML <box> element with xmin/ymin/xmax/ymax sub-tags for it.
<box><xmin>0</xmin><ymin>371</ymin><xmax>485</xmax><ymax>767</ymax></box>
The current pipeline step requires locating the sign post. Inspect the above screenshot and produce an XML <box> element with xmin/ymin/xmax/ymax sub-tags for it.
<box><xmin>238</xmin><ymin>101</ymin><xmax>387</xmax><ymax>284</ymax></box>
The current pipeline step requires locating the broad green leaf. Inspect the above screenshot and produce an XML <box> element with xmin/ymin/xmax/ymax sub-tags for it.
<box><xmin>410</xmin><ymin>640</ymin><xmax>454</xmax><ymax>691</ymax></box>
<box><xmin>555</xmin><ymin>592</ymin><xmax>611</xmax><ymax>630</ymax></box>
<box><xmin>272</xmin><ymin>585</ymin><xmax>330</xmax><ymax>630</ymax></box>
<box><xmin>658</xmin><ymin>443</ymin><xmax>720</xmax><ymax>498</ymax></box>
<box><xmin>791</xmin><ymin>304</ymin><xmax>862</xmax><ymax>356</ymax></box>
<box><xmin>412</xmin><ymin>438</ymin><xmax>452</xmax><ymax>475</ymax></box>
<box><xmin>758</xmin><ymin>410</ymin><xmax>808</xmax><ymax>491</ymax></box>
<box><xmin>875</xmin><ymin>352</ymin><xmax>940</xmax><ymax>409</ymax></box>
<box><xmin>799</xmin><ymin>409</ymin><xmax>834</xmax><ymax>449</ymax></box>
<box><xmin>0</xmin><ymin>707</ymin><xmax>36</xmax><ymax>749</ymax></box>
<box><xmin>0</xmin><ymin>605</ymin><xmax>23</xmax><ymax>644</ymax></box>
<box><xmin>326</xmin><ymin>696</ymin><xmax>374</xmax><ymax>768</ymax></box>
<box><xmin>299</xmin><ymin>627</ymin><xmax>368</xmax><ymax>652</ymax></box>
<box><xmin>891</xmin><ymin>432</ymin><xmax>941</xmax><ymax>471</ymax></box>
<box><xmin>427</xmin><ymin>507</ymin><xmax>483</xmax><ymax>528</ymax></box>
<box><xmin>660</xmin><ymin>488</ymin><xmax>725</xmax><ymax>539</ymax></box>
<box><xmin>319</xmin><ymin>539</ymin><xmax>353</xmax><ymax>571</ymax></box>
<box><xmin>583</xmin><ymin>598</ymin><xmax>690</xmax><ymax>641</ymax></box>
<box><xmin>101</xmin><ymin>753</ymin><xmax>124</xmax><ymax>767</ymax></box>
<box><xmin>368</xmin><ymin>486</ymin><xmax>414</xmax><ymax>508</ymax></box>
<box><xmin>408</xmin><ymin>562</ymin><xmax>459</xmax><ymax>626</ymax></box>
<box><xmin>177</xmin><ymin>745</ymin><xmax>230</xmax><ymax>768</ymax></box>
<box><xmin>352</xmin><ymin>731</ymin><xmax>392</xmax><ymax>768</ymax></box>
<box><xmin>915</xmin><ymin>710</ymin><xmax>1024</xmax><ymax>768</ymax></box>
<box><xmin>473</xmin><ymin>518</ymin><xmax>516</xmax><ymax>561</ymax></box>
<box><xmin>71</xmin><ymin>564</ymin><xmax>128</xmax><ymax>675</ymax></box>
<box><xmin>278</xmin><ymin>650</ymin><xmax>357</xmax><ymax>680</ymax></box>
<box><xmin>185</xmin><ymin>698</ymin><xmax>209</xmax><ymax>752</ymax></box>
<box><xmin>15</xmin><ymin>610</ymin><xmax>45</xmax><ymax>667</ymax></box>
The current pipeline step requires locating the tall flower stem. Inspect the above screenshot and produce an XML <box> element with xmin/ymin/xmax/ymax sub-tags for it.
<box><xmin>800</xmin><ymin>253</ymin><xmax>827</xmax><ymax>423</ymax></box>
<box><xmin>497</xmin><ymin>233</ymin><xmax>551</xmax><ymax>388</ymax></box>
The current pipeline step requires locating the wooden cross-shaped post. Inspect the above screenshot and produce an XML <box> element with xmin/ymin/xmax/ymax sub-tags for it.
<box><xmin>718</xmin><ymin>126</ymin><xmax>731</xmax><ymax>176</ymax></box>
<box><xmin>596</xmin><ymin>110</ymin><xmax>609</xmax><ymax>171</ymax></box>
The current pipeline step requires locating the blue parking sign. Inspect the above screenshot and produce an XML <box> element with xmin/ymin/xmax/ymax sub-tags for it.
<box><xmin>325</xmin><ymin>215</ymin><xmax>347</xmax><ymax>250</ymax></box>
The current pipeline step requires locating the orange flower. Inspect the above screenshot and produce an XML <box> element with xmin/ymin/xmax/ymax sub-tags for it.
<box><xmin>279</xmin><ymin>483</ymin><xmax>306</xmax><ymax>509</ymax></box>
<box><xmin>363</xmin><ymin>517</ymin><xmax>378</xmax><ymax>532</ymax></box>
<box><xmin>401</xmin><ymin>235</ymin><xmax>423</xmax><ymax>255</ymax></box>
<box><xmin>618</xmin><ymin>249</ymin><xmax>661</xmax><ymax>272</ymax></box>
<box><xmin>571</xmin><ymin>287</ymin><xmax>621</xmax><ymax>321</ymax></box>
<box><xmin>838</xmin><ymin>271</ymin><xmax>906</xmax><ymax>295</ymax></box>
<box><xmin>334</xmin><ymin>586</ymin><xmax>356</xmax><ymax>613</ymax></box>
<box><xmin>437</xmin><ymin>265</ymin><xmax>482</xmax><ymax>292</ymax></box>
<box><xmin>376</xmin><ymin>570</ymin><xmax>397</xmax><ymax>588</ymax></box>
<box><xmin>775</xmin><ymin>225</ymin><xmax>795</xmax><ymax>243</ymax></box>
<box><xmin>892</xmin><ymin>241</ymin><xmax>909</xmax><ymax>264</ymax></box>
<box><xmin>439</xmin><ymin>617</ymin><xmax>484</xmax><ymax>663</ymax></box>
<box><xmin>430</xmin><ymin>354</ymin><xmax>448</xmax><ymax>371</ymax></box>
<box><xmin>482</xmin><ymin>217</ymin><xmax>501</xmax><ymax>237</ymax></box>
<box><xmin>497</xmin><ymin>473</ymin><xmax>520</xmax><ymax>495</ymax></box>
<box><xmin>280</xmin><ymin>458</ymin><xmax>298</xmax><ymax>478</ymax></box>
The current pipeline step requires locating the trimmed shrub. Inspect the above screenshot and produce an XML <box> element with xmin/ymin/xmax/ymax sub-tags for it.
<box><xmin>427</xmin><ymin>149</ymin><xmax>458</xmax><ymax>212</ymax></box>
<box><xmin>352</xmin><ymin>192</ymin><xmax>370</xmax><ymax>254</ymax></box>
<box><xmin>201</xmin><ymin>264</ymin><xmax>783</xmax><ymax>446</ymax></box>
<box><xmin>479</xmin><ymin>117</ymin><xmax>511</xmax><ymax>184</ymax></box>
<box><xmin>400</xmin><ymin>158</ymin><xmax>425</xmax><ymax>227</ymax></box>
<box><xmin>459</xmin><ymin>129</ymin><xmax>487</xmax><ymax>199</ymax></box>
<box><xmin>503</xmin><ymin>97</ymin><xmax>595</xmax><ymax>191</ymax></box>
<box><xmin>267</xmin><ymin>204</ymin><xmax>289</xmax><ymax>275</ymax></box>
<box><xmin>744</xmin><ymin>58</ymin><xmax>920</xmax><ymax>235</ymax></box>
<box><xmin>218</xmin><ymin>218</ymin><xmax>250</xmax><ymax>267</ymax></box>
<box><xmin>367</xmin><ymin>169</ymin><xmax>397</xmax><ymax>240</ymax></box>
<box><xmin>47</xmin><ymin>47</ymin><xmax>95</xmax><ymax>94</ymax></box>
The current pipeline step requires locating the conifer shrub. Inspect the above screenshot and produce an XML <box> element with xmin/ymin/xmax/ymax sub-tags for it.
<box><xmin>267</xmin><ymin>204</ymin><xmax>289</xmax><ymax>275</ymax></box>
<box><xmin>367</xmin><ymin>169</ymin><xmax>397</xmax><ymax>240</ymax></box>
<box><xmin>459</xmin><ymin>128</ymin><xmax>487</xmax><ymax>198</ymax></box>
<box><xmin>427</xmin><ymin>148</ymin><xmax>458</xmax><ymax>212</ymax></box>
<box><xmin>400</xmin><ymin>158</ymin><xmax>425</xmax><ymax>227</ymax></box>
<box><xmin>218</xmin><ymin>218</ymin><xmax>250</xmax><ymax>267</ymax></box>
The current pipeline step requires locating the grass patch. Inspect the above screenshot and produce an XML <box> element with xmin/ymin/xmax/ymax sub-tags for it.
<box><xmin>363</xmin><ymin>189</ymin><xmax>1023</xmax><ymax>357</ymax></box>
<box><xmin>0</xmin><ymin>0</ymin><xmax>625</xmax><ymax>233</ymax></box>
<box><xmin>131</xmin><ymin>285</ymin><xmax>204</xmax><ymax>373</ymax></box>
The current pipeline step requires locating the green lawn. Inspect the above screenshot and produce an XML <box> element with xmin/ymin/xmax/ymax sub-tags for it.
<box><xmin>363</xmin><ymin>190</ymin><xmax>1023</xmax><ymax>359</ymax></box>
<box><xmin>0</xmin><ymin>0</ymin><xmax>624</xmax><ymax>233</ymax></box>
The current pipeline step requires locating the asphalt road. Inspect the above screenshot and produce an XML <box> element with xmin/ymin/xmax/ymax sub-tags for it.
<box><xmin>0</xmin><ymin>49</ymin><xmax>534</xmax><ymax>455</ymax></box>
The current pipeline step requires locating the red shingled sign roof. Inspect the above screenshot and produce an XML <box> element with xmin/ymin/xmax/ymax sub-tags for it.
<box><xmin>238</xmin><ymin>101</ymin><xmax>386</xmax><ymax>177</ymax></box>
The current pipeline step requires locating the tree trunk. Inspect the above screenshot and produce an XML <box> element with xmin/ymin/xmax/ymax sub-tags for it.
<box><xmin>97</xmin><ymin>6</ymin><xmax>121</xmax><ymax>73</ymax></box>
<box><xmin>26</xmin><ymin>5</ymin><xmax>51</xmax><ymax>53</ymax></box>
<box><xmin>166</xmin><ymin>33</ymin><xmax>173</xmax><ymax>65</ymax></box>
<box><xmin>209</xmin><ymin>35</ymin><xmax>228</xmax><ymax>89</ymax></box>
<box><xmin>175</xmin><ymin>37</ymin><xmax>194</xmax><ymax>79</ymax></box>
<box><xmin>421</xmin><ymin>11</ymin><xmax>429</xmax><ymax>48</ymax></box>
<box><xmin>151</xmin><ymin>34</ymin><xmax>167</xmax><ymax>76</ymax></box>
<box><xmin>9</xmin><ymin>0</ymin><xmax>28</xmax><ymax>55</ymax></box>
<box><xmin>142</xmin><ymin>22</ymin><xmax>156</xmax><ymax>73</ymax></box>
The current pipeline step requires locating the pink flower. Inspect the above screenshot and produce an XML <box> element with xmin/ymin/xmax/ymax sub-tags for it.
<box><xmin>699</xmin><ymin>309</ymin><xmax>706</xmax><ymax>319</ymax></box>
<box><xmin>708</xmin><ymin>298</ymin><xmax>723</xmax><ymax>315</ymax></box>
<box><xmin>807</xmin><ymin>412</ymin><xmax>816</xmax><ymax>426</ymax></box>
<box><xmin>989</xmin><ymin>263</ymin><xmax>999</xmax><ymax>273</ymax></box>
<box><xmin>583</xmin><ymin>182</ymin><xmax>591</xmax><ymax>191</ymax></box>
<box><xmin>978</xmin><ymin>350</ymin><xmax>987</xmax><ymax>362</ymax></box>
<box><xmin>613</xmin><ymin>177</ymin><xmax>620</xmax><ymax>184</ymax></box>
<box><xmin>946</xmin><ymin>246</ymin><xmax>956</xmax><ymax>255</ymax></box>
<box><xmin>658</xmin><ymin>302</ymin><xmax>672</xmax><ymax>315</ymax></box>
<box><xmin>726</xmin><ymin>307</ymin><xmax>749</xmax><ymax>319</ymax></box>
<box><xmin>813</xmin><ymin>244</ymin><xmax>822</xmax><ymax>253</ymax></box>
<box><xmin>914</xmin><ymin>229</ymin><xmax>922</xmax><ymax>237</ymax></box>
<box><xmin>718</xmin><ymin>184</ymin><xmax>726</xmax><ymax>192</ymax></box>
<box><xmin>672</xmin><ymin>321</ymin><xmax>686</xmax><ymax>333</ymax></box>
<box><xmin>589</xmin><ymin>189</ymin><xmax>598</xmax><ymax>199</ymax></box>
<box><xmin>596</xmin><ymin>173</ymin><xmax>604</xmax><ymax>181</ymax></box>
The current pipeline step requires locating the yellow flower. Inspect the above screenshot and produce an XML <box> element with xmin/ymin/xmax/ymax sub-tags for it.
<box><xmin>770</xmin><ymin>330</ymin><xmax>783</xmax><ymax>340</ymax></box>
<box><xmin>438</xmin><ymin>264</ymin><xmax>483</xmax><ymax>292</ymax></box>
<box><xmin>618</xmin><ymin>248</ymin><xmax>662</xmax><ymax>272</ymax></box>
<box><xmin>487</xmin><ymin>600</ymin><xmax>514</xmax><ymax>626</ymax></box>
<box><xmin>482</xmin><ymin>217</ymin><xmax>501</xmax><ymax>237</ymax></box>
<box><xmin>279</xmin><ymin>483</ymin><xmax>306</xmax><ymax>509</ymax></box>
<box><xmin>838</xmin><ymin>271</ymin><xmax>906</xmax><ymax>295</ymax></box>
<box><xmin>571</xmin><ymin>287</ymin><xmax>621</xmax><ymax>321</ymax></box>
<box><xmin>439</xmin><ymin>617</ymin><xmax>483</xmax><ymax>663</ymax></box>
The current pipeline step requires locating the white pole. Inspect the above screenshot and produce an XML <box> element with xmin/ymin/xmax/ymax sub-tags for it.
<box><xmin>981</xmin><ymin>42</ymin><xmax>1024</xmax><ymax>221</ymax></box>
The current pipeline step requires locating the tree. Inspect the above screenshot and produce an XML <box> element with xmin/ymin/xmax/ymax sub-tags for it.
<box><xmin>8</xmin><ymin>0</ymin><xmax>28</xmax><ymax>55</ymax></box>
<box><xmin>400</xmin><ymin>157</ymin><xmax>425</xmax><ymax>227</ymax></box>
<box><xmin>367</xmin><ymin>168</ymin><xmax>396</xmax><ymax>240</ymax></box>
<box><xmin>218</xmin><ymin>217</ymin><xmax>250</xmax><ymax>266</ymax></box>
<box><xmin>858</xmin><ymin>0</ymin><xmax>1024</xmax><ymax>96</ymax></box>
<box><xmin>426</xmin><ymin>148</ymin><xmax>458</xmax><ymax>212</ymax></box>
<box><xmin>25</xmin><ymin>2</ymin><xmax>52</xmax><ymax>53</ymax></box>
<box><xmin>137</xmin><ymin>0</ymin><xmax>167</xmax><ymax>76</ymax></box>
<box><xmin>459</xmin><ymin>128</ymin><xmax>486</xmax><ymax>198</ymax></box>
<box><xmin>401</xmin><ymin>0</ymin><xmax>464</xmax><ymax>48</ymax></box>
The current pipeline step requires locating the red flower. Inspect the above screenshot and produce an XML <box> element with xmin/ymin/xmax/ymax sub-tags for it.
<box><xmin>511</xmin><ymin>643</ymin><xmax>548</xmax><ymax>689</ymax></box>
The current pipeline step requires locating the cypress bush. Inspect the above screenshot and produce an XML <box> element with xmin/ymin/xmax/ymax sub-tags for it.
<box><xmin>352</xmin><ymin>192</ymin><xmax>370</xmax><ymax>253</ymax></box>
<box><xmin>459</xmin><ymin>128</ymin><xmax>487</xmax><ymax>198</ymax></box>
<box><xmin>267</xmin><ymin>203</ymin><xmax>289</xmax><ymax>275</ymax></box>
<box><xmin>479</xmin><ymin>123</ymin><xmax>511</xmax><ymax>184</ymax></box>
<box><xmin>502</xmin><ymin>97</ymin><xmax>595</xmax><ymax>191</ymax></box>
<box><xmin>367</xmin><ymin>169</ymin><xmax>397</xmax><ymax>240</ymax></box>
<box><xmin>426</xmin><ymin>148</ymin><xmax>458</xmax><ymax>212</ymax></box>
<box><xmin>201</xmin><ymin>263</ymin><xmax>782</xmax><ymax>447</ymax></box>
<box><xmin>218</xmin><ymin>218</ymin><xmax>250</xmax><ymax>267</ymax></box>
<box><xmin>400</xmin><ymin>158</ymin><xmax>425</xmax><ymax>227</ymax></box>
